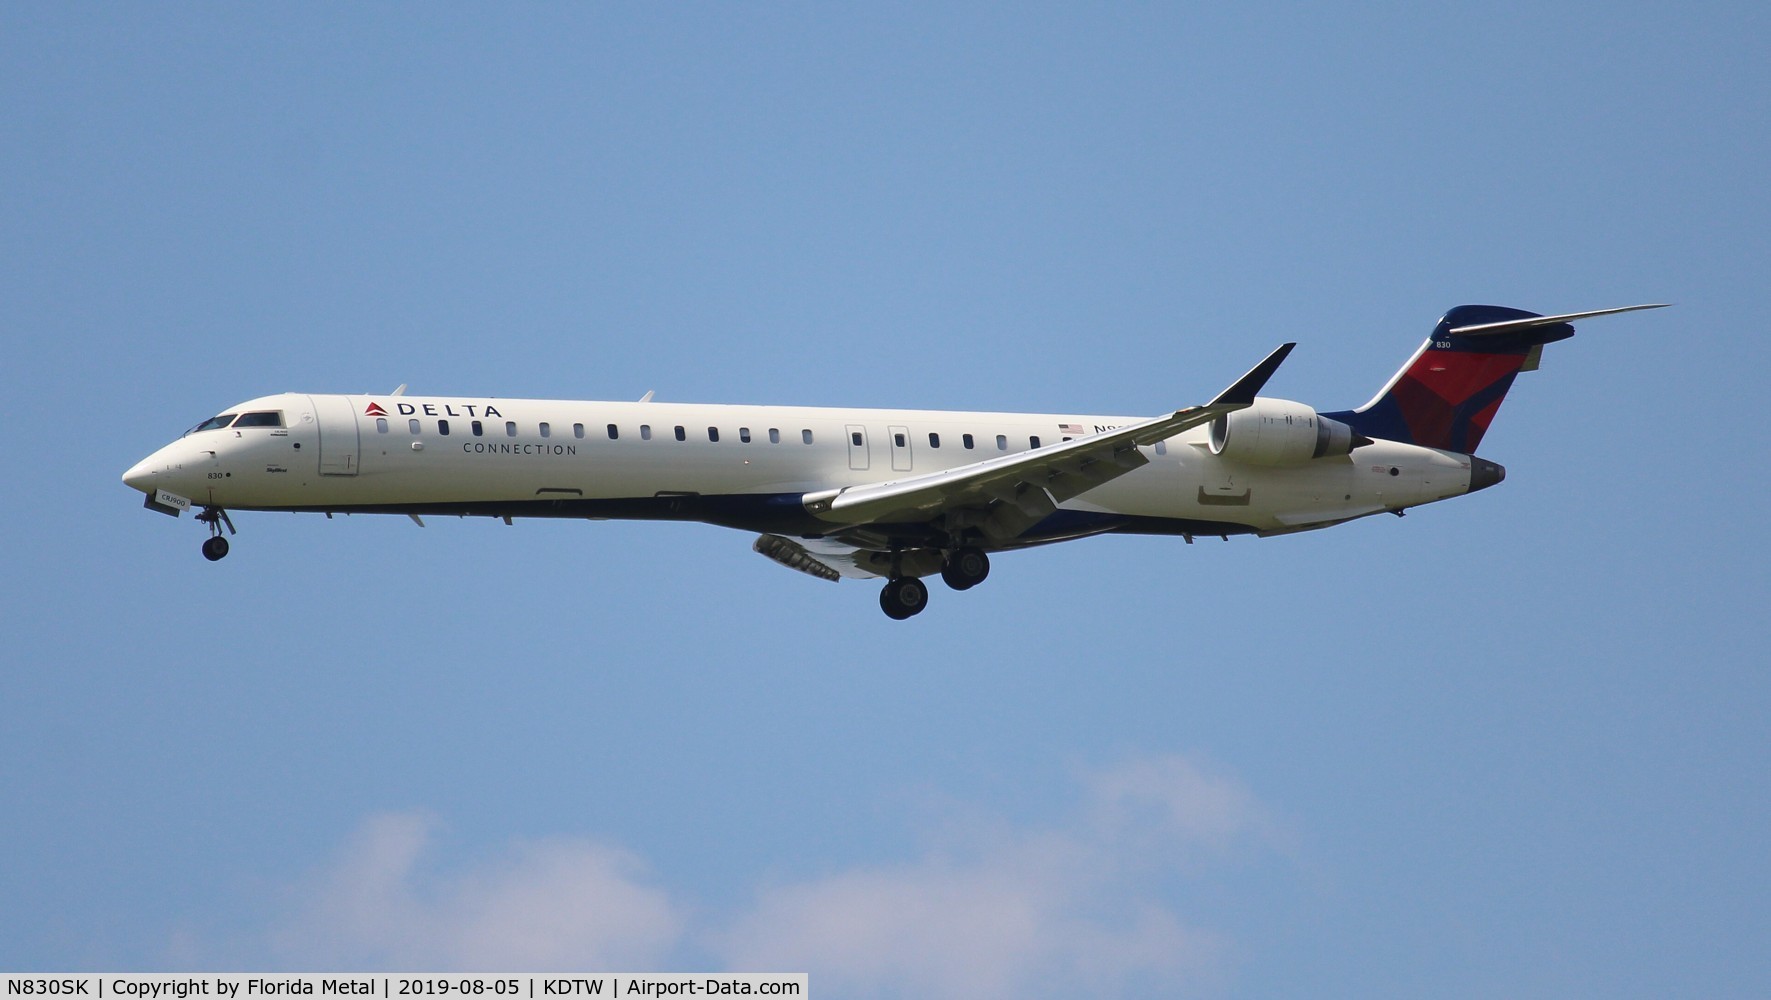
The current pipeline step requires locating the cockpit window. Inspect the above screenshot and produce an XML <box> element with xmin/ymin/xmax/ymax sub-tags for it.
<box><xmin>184</xmin><ymin>413</ymin><xmax>238</xmax><ymax>436</ymax></box>
<box><xmin>233</xmin><ymin>411</ymin><xmax>283</xmax><ymax>428</ymax></box>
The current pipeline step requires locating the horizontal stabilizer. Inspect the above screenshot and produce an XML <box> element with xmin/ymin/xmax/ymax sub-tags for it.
<box><xmin>1449</xmin><ymin>303</ymin><xmax>1668</xmax><ymax>336</ymax></box>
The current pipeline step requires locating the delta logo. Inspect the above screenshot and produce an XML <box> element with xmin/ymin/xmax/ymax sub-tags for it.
<box><xmin>364</xmin><ymin>400</ymin><xmax>504</xmax><ymax>418</ymax></box>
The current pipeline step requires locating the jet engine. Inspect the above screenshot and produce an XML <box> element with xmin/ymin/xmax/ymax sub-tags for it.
<box><xmin>1208</xmin><ymin>398</ymin><xmax>1364</xmax><ymax>465</ymax></box>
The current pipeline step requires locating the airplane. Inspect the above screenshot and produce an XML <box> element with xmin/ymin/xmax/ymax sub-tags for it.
<box><xmin>122</xmin><ymin>303</ymin><xmax>1663</xmax><ymax>619</ymax></box>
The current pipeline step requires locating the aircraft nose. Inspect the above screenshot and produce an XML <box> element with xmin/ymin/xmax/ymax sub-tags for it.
<box><xmin>123</xmin><ymin>457</ymin><xmax>158</xmax><ymax>492</ymax></box>
<box><xmin>123</xmin><ymin>447</ymin><xmax>175</xmax><ymax>493</ymax></box>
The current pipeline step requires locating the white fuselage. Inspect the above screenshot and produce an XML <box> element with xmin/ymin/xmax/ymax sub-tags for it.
<box><xmin>123</xmin><ymin>391</ymin><xmax>1483</xmax><ymax>542</ymax></box>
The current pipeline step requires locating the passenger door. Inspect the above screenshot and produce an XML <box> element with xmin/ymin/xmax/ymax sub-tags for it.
<box><xmin>888</xmin><ymin>424</ymin><xmax>913</xmax><ymax>472</ymax></box>
<box><xmin>308</xmin><ymin>394</ymin><xmax>361</xmax><ymax>476</ymax></box>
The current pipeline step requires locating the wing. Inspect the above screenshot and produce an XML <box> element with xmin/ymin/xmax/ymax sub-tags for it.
<box><xmin>799</xmin><ymin>343</ymin><xmax>1295</xmax><ymax>541</ymax></box>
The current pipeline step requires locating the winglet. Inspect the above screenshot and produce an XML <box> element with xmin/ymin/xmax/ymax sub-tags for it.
<box><xmin>1209</xmin><ymin>343</ymin><xmax>1295</xmax><ymax>407</ymax></box>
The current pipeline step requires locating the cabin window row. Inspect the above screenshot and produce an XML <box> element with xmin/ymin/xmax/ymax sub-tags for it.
<box><xmin>918</xmin><ymin>432</ymin><xmax>1166</xmax><ymax>456</ymax></box>
<box><xmin>635</xmin><ymin>425</ymin><xmax>811</xmax><ymax>444</ymax></box>
<box><xmin>909</xmin><ymin>432</ymin><xmax>1047</xmax><ymax>451</ymax></box>
<box><xmin>378</xmin><ymin>418</ymin><xmax>530</xmax><ymax>437</ymax></box>
<box><xmin>195</xmin><ymin>407</ymin><xmax>1161</xmax><ymax>458</ymax></box>
<box><xmin>369</xmin><ymin>418</ymin><xmax>1159</xmax><ymax>454</ymax></box>
<box><xmin>374</xmin><ymin>418</ymin><xmax>819</xmax><ymax>445</ymax></box>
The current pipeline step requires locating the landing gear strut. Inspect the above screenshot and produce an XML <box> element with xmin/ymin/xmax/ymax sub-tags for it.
<box><xmin>879</xmin><ymin>576</ymin><xmax>929</xmax><ymax>620</ymax></box>
<box><xmin>197</xmin><ymin>506</ymin><xmax>235</xmax><ymax>561</ymax></box>
<box><xmin>940</xmin><ymin>546</ymin><xmax>990</xmax><ymax>591</ymax></box>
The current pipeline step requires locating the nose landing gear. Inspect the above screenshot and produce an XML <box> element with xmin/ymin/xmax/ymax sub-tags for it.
<box><xmin>196</xmin><ymin>506</ymin><xmax>236</xmax><ymax>561</ymax></box>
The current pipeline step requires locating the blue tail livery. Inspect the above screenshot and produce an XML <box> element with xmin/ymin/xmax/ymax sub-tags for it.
<box><xmin>1323</xmin><ymin>304</ymin><xmax>1668</xmax><ymax>453</ymax></box>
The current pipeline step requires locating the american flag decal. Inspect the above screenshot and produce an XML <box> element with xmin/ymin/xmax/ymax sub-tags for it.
<box><xmin>1060</xmin><ymin>422</ymin><xmax>1085</xmax><ymax>437</ymax></box>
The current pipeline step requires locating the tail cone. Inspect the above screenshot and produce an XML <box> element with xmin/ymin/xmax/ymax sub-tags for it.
<box><xmin>1470</xmin><ymin>457</ymin><xmax>1506</xmax><ymax>493</ymax></box>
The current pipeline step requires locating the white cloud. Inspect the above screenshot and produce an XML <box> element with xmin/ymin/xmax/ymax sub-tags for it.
<box><xmin>713</xmin><ymin>839</ymin><xmax>1222</xmax><ymax>998</ymax></box>
<box><xmin>258</xmin><ymin>755</ymin><xmax>1274</xmax><ymax>996</ymax></box>
<box><xmin>711</xmin><ymin>755</ymin><xmax>1268</xmax><ymax>999</ymax></box>
<box><xmin>270</xmin><ymin>812</ymin><xmax>683</xmax><ymax>970</ymax></box>
<box><xmin>1083</xmin><ymin>754</ymin><xmax>1277</xmax><ymax>861</ymax></box>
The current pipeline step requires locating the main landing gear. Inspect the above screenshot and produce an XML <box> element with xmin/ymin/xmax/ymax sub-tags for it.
<box><xmin>941</xmin><ymin>546</ymin><xmax>990</xmax><ymax>591</ymax></box>
<box><xmin>196</xmin><ymin>506</ymin><xmax>236</xmax><ymax>561</ymax></box>
<box><xmin>877</xmin><ymin>547</ymin><xmax>992</xmax><ymax>620</ymax></box>
<box><xmin>879</xmin><ymin>576</ymin><xmax>928</xmax><ymax>620</ymax></box>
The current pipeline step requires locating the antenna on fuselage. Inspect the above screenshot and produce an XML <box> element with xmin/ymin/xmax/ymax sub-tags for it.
<box><xmin>391</xmin><ymin>384</ymin><xmax>408</xmax><ymax>396</ymax></box>
<box><xmin>639</xmin><ymin>390</ymin><xmax>655</xmax><ymax>402</ymax></box>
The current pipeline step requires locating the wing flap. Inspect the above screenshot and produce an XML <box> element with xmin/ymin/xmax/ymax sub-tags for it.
<box><xmin>753</xmin><ymin>534</ymin><xmax>851</xmax><ymax>581</ymax></box>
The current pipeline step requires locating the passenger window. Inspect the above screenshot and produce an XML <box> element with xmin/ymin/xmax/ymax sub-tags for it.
<box><xmin>409</xmin><ymin>419</ymin><xmax>420</xmax><ymax>434</ymax></box>
<box><xmin>769</xmin><ymin>428</ymin><xmax>780</xmax><ymax>444</ymax></box>
<box><xmin>802</xmin><ymin>429</ymin><xmax>814</xmax><ymax>444</ymax></box>
<box><xmin>505</xmin><ymin>422</ymin><xmax>517</xmax><ymax>437</ymax></box>
<box><xmin>234</xmin><ymin>411</ymin><xmax>283</xmax><ymax>428</ymax></box>
<box><xmin>472</xmin><ymin>420</ymin><xmax>484</xmax><ymax>436</ymax></box>
<box><xmin>929</xmin><ymin>432</ymin><xmax>940</xmax><ymax>448</ymax></box>
<box><xmin>438</xmin><ymin>419</ymin><xmax>450</xmax><ymax>436</ymax></box>
<box><xmin>996</xmin><ymin>434</ymin><xmax>1008</xmax><ymax>451</ymax></box>
<box><xmin>894</xmin><ymin>432</ymin><xmax>906</xmax><ymax>447</ymax></box>
<box><xmin>674</xmin><ymin>426</ymin><xmax>686</xmax><ymax>441</ymax></box>
<box><xmin>851</xmin><ymin>431</ymin><xmax>863</xmax><ymax>447</ymax></box>
<box><xmin>740</xmin><ymin>427</ymin><xmax>751</xmax><ymax>443</ymax></box>
<box><xmin>1029</xmin><ymin>435</ymin><xmax>1041</xmax><ymax>448</ymax></box>
<box><xmin>708</xmin><ymin>427</ymin><xmax>720</xmax><ymax>442</ymax></box>
<box><xmin>1155</xmin><ymin>440</ymin><xmax>1168</xmax><ymax>456</ymax></box>
<box><xmin>607</xmin><ymin>424</ymin><xmax>618</xmax><ymax>440</ymax></box>
<box><xmin>540</xmin><ymin>422</ymin><xmax>551</xmax><ymax>438</ymax></box>
<box><xmin>963</xmin><ymin>433</ymin><xmax>975</xmax><ymax>449</ymax></box>
<box><xmin>641</xmin><ymin>424</ymin><xmax>652</xmax><ymax>441</ymax></box>
<box><xmin>574</xmin><ymin>423</ymin><xmax>585</xmax><ymax>439</ymax></box>
<box><xmin>376</xmin><ymin>418</ymin><xmax>388</xmax><ymax>434</ymax></box>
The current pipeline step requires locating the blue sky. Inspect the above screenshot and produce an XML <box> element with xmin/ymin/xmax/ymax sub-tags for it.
<box><xmin>3</xmin><ymin>3</ymin><xmax>1766</xmax><ymax>995</ymax></box>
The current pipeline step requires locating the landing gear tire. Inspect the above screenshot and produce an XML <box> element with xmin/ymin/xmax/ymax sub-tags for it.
<box><xmin>940</xmin><ymin>546</ymin><xmax>990</xmax><ymax>591</ymax></box>
<box><xmin>879</xmin><ymin>576</ymin><xmax>929</xmax><ymax>620</ymax></box>
<box><xmin>196</xmin><ymin>505</ymin><xmax>236</xmax><ymax>562</ymax></box>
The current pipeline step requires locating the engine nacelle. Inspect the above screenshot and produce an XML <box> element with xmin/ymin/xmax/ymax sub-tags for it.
<box><xmin>1208</xmin><ymin>397</ymin><xmax>1361</xmax><ymax>465</ymax></box>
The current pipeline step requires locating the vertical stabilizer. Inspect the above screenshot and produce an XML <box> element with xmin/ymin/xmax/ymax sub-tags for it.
<box><xmin>1321</xmin><ymin>304</ymin><xmax>1663</xmax><ymax>452</ymax></box>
